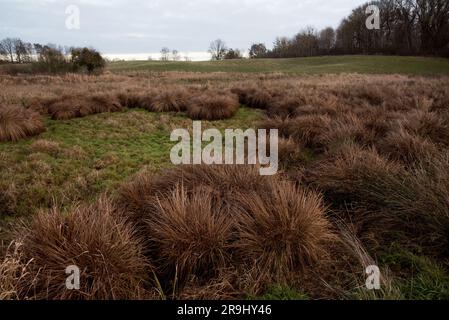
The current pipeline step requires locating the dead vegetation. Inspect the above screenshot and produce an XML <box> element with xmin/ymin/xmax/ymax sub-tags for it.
<box><xmin>0</xmin><ymin>197</ymin><xmax>150</xmax><ymax>300</ymax></box>
<box><xmin>0</xmin><ymin>105</ymin><xmax>45</xmax><ymax>142</ymax></box>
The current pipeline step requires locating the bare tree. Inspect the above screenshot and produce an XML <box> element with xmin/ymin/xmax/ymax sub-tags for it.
<box><xmin>14</xmin><ymin>39</ymin><xmax>32</xmax><ymax>63</ymax></box>
<box><xmin>160</xmin><ymin>47</ymin><xmax>170</xmax><ymax>61</ymax></box>
<box><xmin>319</xmin><ymin>27</ymin><xmax>336</xmax><ymax>54</ymax></box>
<box><xmin>208</xmin><ymin>39</ymin><xmax>227</xmax><ymax>60</ymax></box>
<box><xmin>0</xmin><ymin>38</ymin><xmax>16</xmax><ymax>63</ymax></box>
<box><xmin>172</xmin><ymin>49</ymin><xmax>181</xmax><ymax>61</ymax></box>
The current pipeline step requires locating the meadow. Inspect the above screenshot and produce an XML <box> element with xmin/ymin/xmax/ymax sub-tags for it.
<box><xmin>1</xmin><ymin>57</ymin><xmax>449</xmax><ymax>300</ymax></box>
<box><xmin>108</xmin><ymin>55</ymin><xmax>449</xmax><ymax>75</ymax></box>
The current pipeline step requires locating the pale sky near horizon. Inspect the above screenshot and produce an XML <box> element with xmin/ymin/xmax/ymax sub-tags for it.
<box><xmin>0</xmin><ymin>0</ymin><xmax>367</xmax><ymax>59</ymax></box>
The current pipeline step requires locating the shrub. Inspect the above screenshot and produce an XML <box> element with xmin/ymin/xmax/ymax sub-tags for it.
<box><xmin>186</xmin><ymin>90</ymin><xmax>240</xmax><ymax>120</ymax></box>
<box><xmin>6</xmin><ymin>197</ymin><xmax>150</xmax><ymax>300</ymax></box>
<box><xmin>0</xmin><ymin>105</ymin><xmax>45</xmax><ymax>142</ymax></box>
<box><xmin>71</xmin><ymin>47</ymin><xmax>106</xmax><ymax>74</ymax></box>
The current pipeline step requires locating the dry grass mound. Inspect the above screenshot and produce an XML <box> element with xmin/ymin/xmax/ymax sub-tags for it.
<box><xmin>30</xmin><ymin>139</ymin><xmax>61</xmax><ymax>157</ymax></box>
<box><xmin>117</xmin><ymin>165</ymin><xmax>275</xmax><ymax>223</ymax></box>
<box><xmin>231</xmin><ymin>85</ymin><xmax>274</xmax><ymax>109</ymax></box>
<box><xmin>4</xmin><ymin>197</ymin><xmax>150</xmax><ymax>300</ymax></box>
<box><xmin>117</xmin><ymin>165</ymin><xmax>333</xmax><ymax>293</ymax></box>
<box><xmin>400</xmin><ymin>110</ymin><xmax>449</xmax><ymax>146</ymax></box>
<box><xmin>148</xmin><ymin>185</ymin><xmax>234</xmax><ymax>280</ymax></box>
<box><xmin>150</xmin><ymin>87</ymin><xmax>192</xmax><ymax>113</ymax></box>
<box><xmin>309</xmin><ymin>144</ymin><xmax>449</xmax><ymax>251</ymax></box>
<box><xmin>233</xmin><ymin>181</ymin><xmax>333</xmax><ymax>283</ymax></box>
<box><xmin>186</xmin><ymin>90</ymin><xmax>240</xmax><ymax>120</ymax></box>
<box><xmin>377</xmin><ymin>128</ymin><xmax>439</xmax><ymax>164</ymax></box>
<box><xmin>46</xmin><ymin>94</ymin><xmax>123</xmax><ymax>120</ymax></box>
<box><xmin>0</xmin><ymin>105</ymin><xmax>45</xmax><ymax>142</ymax></box>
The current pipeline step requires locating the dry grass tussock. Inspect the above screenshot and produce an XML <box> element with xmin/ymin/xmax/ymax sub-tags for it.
<box><xmin>1</xmin><ymin>197</ymin><xmax>150</xmax><ymax>300</ymax></box>
<box><xmin>116</xmin><ymin>165</ymin><xmax>335</xmax><ymax>295</ymax></box>
<box><xmin>31</xmin><ymin>94</ymin><xmax>123</xmax><ymax>120</ymax></box>
<box><xmin>308</xmin><ymin>144</ymin><xmax>449</xmax><ymax>253</ymax></box>
<box><xmin>0</xmin><ymin>105</ymin><xmax>45</xmax><ymax>142</ymax></box>
<box><xmin>186</xmin><ymin>90</ymin><xmax>240</xmax><ymax>120</ymax></box>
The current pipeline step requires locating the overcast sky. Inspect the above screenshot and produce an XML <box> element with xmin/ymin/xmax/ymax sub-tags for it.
<box><xmin>0</xmin><ymin>0</ymin><xmax>367</xmax><ymax>57</ymax></box>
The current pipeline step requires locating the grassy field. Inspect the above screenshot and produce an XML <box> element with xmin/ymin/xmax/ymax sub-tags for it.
<box><xmin>108</xmin><ymin>55</ymin><xmax>449</xmax><ymax>75</ymax></box>
<box><xmin>1</xmin><ymin>59</ymin><xmax>449</xmax><ymax>300</ymax></box>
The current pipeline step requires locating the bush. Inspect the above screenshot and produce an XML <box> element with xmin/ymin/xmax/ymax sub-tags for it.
<box><xmin>0</xmin><ymin>105</ymin><xmax>45</xmax><ymax>142</ymax></box>
<box><xmin>71</xmin><ymin>47</ymin><xmax>106</xmax><ymax>74</ymax></box>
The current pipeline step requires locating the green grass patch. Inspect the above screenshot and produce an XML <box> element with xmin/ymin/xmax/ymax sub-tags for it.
<box><xmin>380</xmin><ymin>246</ymin><xmax>449</xmax><ymax>300</ymax></box>
<box><xmin>0</xmin><ymin>108</ymin><xmax>262</xmax><ymax>223</ymax></box>
<box><xmin>248</xmin><ymin>285</ymin><xmax>309</xmax><ymax>300</ymax></box>
<box><xmin>108</xmin><ymin>55</ymin><xmax>449</xmax><ymax>75</ymax></box>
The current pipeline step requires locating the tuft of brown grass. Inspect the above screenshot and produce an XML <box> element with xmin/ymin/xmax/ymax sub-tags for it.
<box><xmin>0</xmin><ymin>242</ymin><xmax>36</xmax><ymax>300</ymax></box>
<box><xmin>277</xmin><ymin>138</ymin><xmax>306</xmax><ymax>169</ymax></box>
<box><xmin>30</xmin><ymin>139</ymin><xmax>61</xmax><ymax>157</ymax></box>
<box><xmin>400</xmin><ymin>110</ymin><xmax>449</xmax><ymax>146</ymax></box>
<box><xmin>148</xmin><ymin>185</ymin><xmax>234</xmax><ymax>281</ymax></box>
<box><xmin>232</xmin><ymin>181</ymin><xmax>333</xmax><ymax>283</ymax></box>
<box><xmin>186</xmin><ymin>90</ymin><xmax>240</xmax><ymax>120</ymax></box>
<box><xmin>46</xmin><ymin>94</ymin><xmax>123</xmax><ymax>120</ymax></box>
<box><xmin>310</xmin><ymin>144</ymin><xmax>449</xmax><ymax>252</ymax></box>
<box><xmin>231</xmin><ymin>85</ymin><xmax>274</xmax><ymax>109</ymax></box>
<box><xmin>117</xmin><ymin>165</ymin><xmax>275</xmax><ymax>225</ymax></box>
<box><xmin>377</xmin><ymin>128</ymin><xmax>439</xmax><ymax>164</ymax></box>
<box><xmin>150</xmin><ymin>87</ymin><xmax>192</xmax><ymax>113</ymax></box>
<box><xmin>6</xmin><ymin>197</ymin><xmax>150</xmax><ymax>300</ymax></box>
<box><xmin>285</xmin><ymin>115</ymin><xmax>332</xmax><ymax>150</ymax></box>
<box><xmin>0</xmin><ymin>105</ymin><xmax>45</xmax><ymax>142</ymax></box>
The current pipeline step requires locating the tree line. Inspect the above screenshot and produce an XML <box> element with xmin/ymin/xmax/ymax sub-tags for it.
<box><xmin>0</xmin><ymin>38</ymin><xmax>105</xmax><ymax>74</ymax></box>
<box><xmin>215</xmin><ymin>0</ymin><xmax>449</xmax><ymax>59</ymax></box>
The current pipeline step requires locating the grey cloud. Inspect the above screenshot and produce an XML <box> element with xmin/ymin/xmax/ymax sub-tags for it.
<box><xmin>0</xmin><ymin>0</ymin><xmax>368</xmax><ymax>54</ymax></box>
